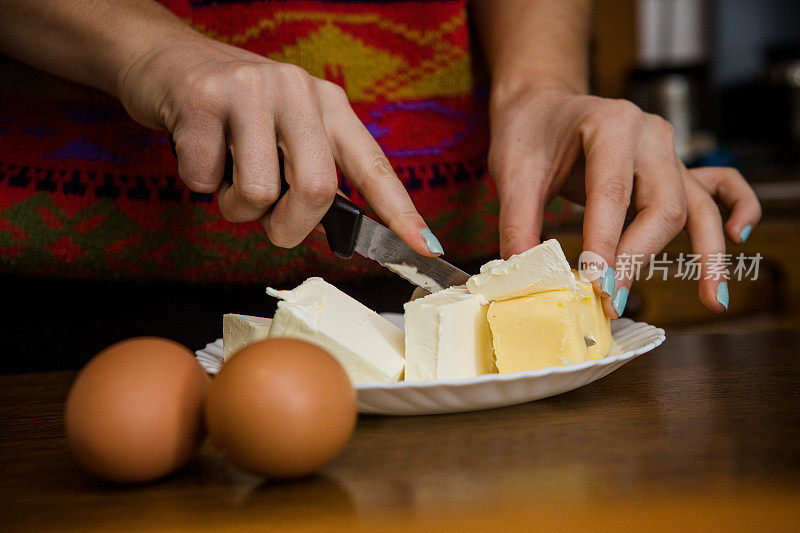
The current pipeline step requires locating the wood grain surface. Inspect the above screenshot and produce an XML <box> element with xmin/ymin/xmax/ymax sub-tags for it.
<box><xmin>1</xmin><ymin>331</ymin><xmax>799</xmax><ymax>531</ymax></box>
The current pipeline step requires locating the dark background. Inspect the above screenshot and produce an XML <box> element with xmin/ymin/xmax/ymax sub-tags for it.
<box><xmin>0</xmin><ymin>274</ymin><xmax>426</xmax><ymax>374</ymax></box>
<box><xmin>2</xmin><ymin>257</ymin><xmax>489</xmax><ymax>374</ymax></box>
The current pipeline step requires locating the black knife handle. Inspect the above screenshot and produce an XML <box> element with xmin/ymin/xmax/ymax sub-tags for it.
<box><xmin>320</xmin><ymin>194</ymin><xmax>363</xmax><ymax>259</ymax></box>
<box><xmin>169</xmin><ymin>135</ymin><xmax>363</xmax><ymax>259</ymax></box>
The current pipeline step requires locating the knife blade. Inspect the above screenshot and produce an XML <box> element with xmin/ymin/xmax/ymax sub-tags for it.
<box><xmin>354</xmin><ymin>216</ymin><xmax>470</xmax><ymax>292</ymax></box>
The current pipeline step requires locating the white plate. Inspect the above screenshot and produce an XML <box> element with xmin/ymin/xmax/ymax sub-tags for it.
<box><xmin>196</xmin><ymin>315</ymin><xmax>665</xmax><ymax>416</ymax></box>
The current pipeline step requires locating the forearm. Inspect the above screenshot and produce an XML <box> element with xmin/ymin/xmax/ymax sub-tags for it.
<box><xmin>0</xmin><ymin>0</ymin><xmax>193</xmax><ymax>97</ymax></box>
<box><xmin>471</xmin><ymin>0</ymin><xmax>592</xmax><ymax>103</ymax></box>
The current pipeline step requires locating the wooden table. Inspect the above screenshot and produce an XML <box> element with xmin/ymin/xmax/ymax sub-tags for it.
<box><xmin>2</xmin><ymin>330</ymin><xmax>799</xmax><ymax>531</ymax></box>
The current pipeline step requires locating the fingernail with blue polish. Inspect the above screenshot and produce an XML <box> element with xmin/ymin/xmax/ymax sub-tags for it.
<box><xmin>612</xmin><ymin>287</ymin><xmax>629</xmax><ymax>316</ymax></box>
<box><xmin>601</xmin><ymin>267</ymin><xmax>616</xmax><ymax>297</ymax></box>
<box><xmin>716</xmin><ymin>281</ymin><xmax>729</xmax><ymax>311</ymax></box>
<box><xmin>739</xmin><ymin>225</ymin><xmax>752</xmax><ymax>243</ymax></box>
<box><xmin>421</xmin><ymin>228</ymin><xmax>444</xmax><ymax>254</ymax></box>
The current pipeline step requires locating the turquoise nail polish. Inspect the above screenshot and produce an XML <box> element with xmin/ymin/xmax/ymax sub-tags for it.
<box><xmin>612</xmin><ymin>287</ymin><xmax>629</xmax><ymax>316</ymax></box>
<box><xmin>421</xmin><ymin>228</ymin><xmax>444</xmax><ymax>254</ymax></box>
<box><xmin>601</xmin><ymin>267</ymin><xmax>616</xmax><ymax>297</ymax></box>
<box><xmin>739</xmin><ymin>225</ymin><xmax>752</xmax><ymax>243</ymax></box>
<box><xmin>716</xmin><ymin>282</ymin><xmax>729</xmax><ymax>311</ymax></box>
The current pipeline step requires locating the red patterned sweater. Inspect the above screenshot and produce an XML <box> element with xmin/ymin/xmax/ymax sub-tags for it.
<box><xmin>0</xmin><ymin>0</ymin><xmax>571</xmax><ymax>283</ymax></box>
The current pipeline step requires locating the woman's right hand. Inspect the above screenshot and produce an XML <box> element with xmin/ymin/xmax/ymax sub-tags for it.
<box><xmin>114</xmin><ymin>29</ymin><xmax>440</xmax><ymax>255</ymax></box>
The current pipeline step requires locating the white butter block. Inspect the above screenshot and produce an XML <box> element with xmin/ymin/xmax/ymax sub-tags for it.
<box><xmin>466</xmin><ymin>239</ymin><xmax>576</xmax><ymax>301</ymax></box>
<box><xmin>267</xmin><ymin>277</ymin><xmax>405</xmax><ymax>384</ymax></box>
<box><xmin>404</xmin><ymin>286</ymin><xmax>494</xmax><ymax>381</ymax></box>
<box><xmin>222</xmin><ymin>314</ymin><xmax>273</xmax><ymax>360</ymax></box>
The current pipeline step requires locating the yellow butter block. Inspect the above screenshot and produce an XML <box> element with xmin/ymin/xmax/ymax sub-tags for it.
<box><xmin>488</xmin><ymin>290</ymin><xmax>591</xmax><ymax>372</ymax></box>
<box><xmin>488</xmin><ymin>281</ymin><xmax>612</xmax><ymax>373</ymax></box>
<box><xmin>572</xmin><ymin>270</ymin><xmax>612</xmax><ymax>359</ymax></box>
<box><xmin>574</xmin><ymin>273</ymin><xmax>613</xmax><ymax>359</ymax></box>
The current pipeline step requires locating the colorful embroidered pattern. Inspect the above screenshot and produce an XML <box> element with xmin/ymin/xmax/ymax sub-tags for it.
<box><xmin>0</xmin><ymin>0</ymin><xmax>571</xmax><ymax>282</ymax></box>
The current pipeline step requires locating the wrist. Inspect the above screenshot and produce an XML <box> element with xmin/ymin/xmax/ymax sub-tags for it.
<box><xmin>63</xmin><ymin>0</ymin><xmax>194</xmax><ymax>99</ymax></box>
<box><xmin>489</xmin><ymin>73</ymin><xmax>588</xmax><ymax>110</ymax></box>
<box><xmin>113</xmin><ymin>25</ymin><xmax>205</xmax><ymax>130</ymax></box>
<box><xmin>109</xmin><ymin>0</ymin><xmax>204</xmax><ymax>103</ymax></box>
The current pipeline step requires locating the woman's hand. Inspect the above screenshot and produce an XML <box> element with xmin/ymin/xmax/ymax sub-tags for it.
<box><xmin>115</xmin><ymin>30</ymin><xmax>440</xmax><ymax>255</ymax></box>
<box><xmin>0</xmin><ymin>0</ymin><xmax>439</xmax><ymax>254</ymax></box>
<box><xmin>488</xmin><ymin>88</ymin><xmax>762</xmax><ymax>316</ymax></box>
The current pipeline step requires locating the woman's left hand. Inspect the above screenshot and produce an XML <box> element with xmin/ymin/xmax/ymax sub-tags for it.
<box><xmin>487</xmin><ymin>88</ymin><xmax>762</xmax><ymax>317</ymax></box>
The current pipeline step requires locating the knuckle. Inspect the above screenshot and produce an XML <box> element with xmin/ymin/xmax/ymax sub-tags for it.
<box><xmin>660</xmin><ymin>197</ymin><xmax>688</xmax><ymax>229</ymax></box>
<box><xmin>267</xmin><ymin>231</ymin><xmax>297</xmax><ymax>249</ymax></box>
<box><xmin>603</xmin><ymin>99</ymin><xmax>643</xmax><ymax>131</ymax></box>
<box><xmin>610</xmin><ymin>98</ymin><xmax>641</xmax><ymax>117</ymax></box>
<box><xmin>269</xmin><ymin>233</ymin><xmax>294</xmax><ymax>247</ymax></box>
<box><xmin>320</xmin><ymin>80</ymin><xmax>349</xmax><ymax>103</ymax></box>
<box><xmin>385</xmin><ymin>210</ymin><xmax>423</xmax><ymax>231</ymax></box>
<box><xmin>365</xmin><ymin>152</ymin><xmax>396</xmax><ymax>179</ymax></box>
<box><xmin>178</xmin><ymin>158</ymin><xmax>221</xmax><ymax>193</ymax></box>
<box><xmin>722</xmin><ymin>166</ymin><xmax>745</xmax><ymax>183</ymax></box>
<box><xmin>579</xmin><ymin>114</ymin><xmax>601</xmax><ymax>135</ymax></box>
<box><xmin>598</xmin><ymin>180</ymin><xmax>630</xmax><ymax>204</ymax></box>
<box><xmin>649</xmin><ymin>114</ymin><xmax>676</xmax><ymax>143</ymax></box>
<box><xmin>691</xmin><ymin>190</ymin><xmax>719</xmax><ymax>216</ymax></box>
<box><xmin>231</xmin><ymin>64</ymin><xmax>264</xmax><ymax>90</ymax></box>
<box><xmin>218</xmin><ymin>209</ymin><xmax>236</xmax><ymax>223</ymax></box>
<box><xmin>499</xmin><ymin>220</ymin><xmax>527</xmax><ymax>242</ymax></box>
<box><xmin>277</xmin><ymin>63</ymin><xmax>310</xmax><ymax>85</ymax></box>
<box><xmin>596</xmin><ymin>235</ymin><xmax>619</xmax><ymax>257</ymax></box>
<box><xmin>300</xmin><ymin>176</ymin><xmax>337</xmax><ymax>207</ymax></box>
<box><xmin>263</xmin><ymin>219</ymin><xmax>300</xmax><ymax>248</ymax></box>
<box><xmin>184</xmin><ymin>177</ymin><xmax>219</xmax><ymax>194</ymax></box>
<box><xmin>580</xmin><ymin>99</ymin><xmax>643</xmax><ymax>136</ymax></box>
<box><xmin>185</xmin><ymin>74</ymin><xmax>226</xmax><ymax>115</ymax></box>
<box><xmin>238</xmin><ymin>183</ymin><xmax>278</xmax><ymax>206</ymax></box>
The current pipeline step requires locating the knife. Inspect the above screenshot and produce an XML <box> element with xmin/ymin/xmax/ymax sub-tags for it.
<box><xmin>168</xmin><ymin>137</ymin><xmax>469</xmax><ymax>292</ymax></box>
<box><xmin>347</xmin><ymin>212</ymin><xmax>471</xmax><ymax>293</ymax></box>
<box><xmin>306</xmin><ymin>179</ymin><xmax>470</xmax><ymax>293</ymax></box>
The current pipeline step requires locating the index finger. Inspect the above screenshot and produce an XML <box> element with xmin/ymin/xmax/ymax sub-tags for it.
<box><xmin>320</xmin><ymin>86</ymin><xmax>442</xmax><ymax>257</ymax></box>
<box><xmin>579</xmin><ymin>127</ymin><xmax>635</xmax><ymax>307</ymax></box>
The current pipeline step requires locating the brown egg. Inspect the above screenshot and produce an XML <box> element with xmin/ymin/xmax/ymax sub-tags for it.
<box><xmin>65</xmin><ymin>337</ymin><xmax>209</xmax><ymax>483</ymax></box>
<box><xmin>205</xmin><ymin>338</ymin><xmax>357</xmax><ymax>478</ymax></box>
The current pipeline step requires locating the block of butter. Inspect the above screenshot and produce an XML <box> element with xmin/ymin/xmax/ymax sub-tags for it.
<box><xmin>267</xmin><ymin>277</ymin><xmax>405</xmax><ymax>384</ymax></box>
<box><xmin>404</xmin><ymin>286</ymin><xmax>494</xmax><ymax>381</ymax></box>
<box><xmin>222</xmin><ymin>313</ymin><xmax>273</xmax><ymax>360</ymax></box>
<box><xmin>466</xmin><ymin>239</ymin><xmax>576</xmax><ymax>301</ymax></box>
<box><xmin>488</xmin><ymin>289</ymin><xmax>594</xmax><ymax>372</ymax></box>
<box><xmin>574</xmin><ymin>272</ymin><xmax>613</xmax><ymax>359</ymax></box>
